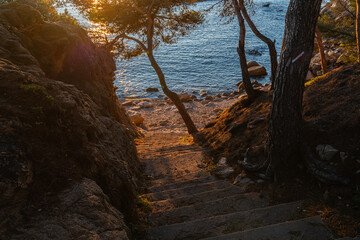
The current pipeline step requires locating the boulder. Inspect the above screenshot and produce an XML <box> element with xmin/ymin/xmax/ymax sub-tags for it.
<box><xmin>179</xmin><ymin>92</ymin><xmax>192</xmax><ymax>102</ymax></box>
<box><xmin>246</xmin><ymin>50</ymin><xmax>262</xmax><ymax>56</ymax></box>
<box><xmin>159</xmin><ymin>120</ymin><xmax>168</xmax><ymax>126</ymax></box>
<box><xmin>200</xmin><ymin>92</ymin><xmax>208</xmax><ymax>97</ymax></box>
<box><xmin>122</xmin><ymin>101</ymin><xmax>135</xmax><ymax>106</ymax></box>
<box><xmin>316</xmin><ymin>144</ymin><xmax>339</xmax><ymax>161</ymax></box>
<box><xmin>248</xmin><ymin>66</ymin><xmax>267</xmax><ymax>77</ymax></box>
<box><xmin>130</xmin><ymin>115</ymin><xmax>145</xmax><ymax>125</ymax></box>
<box><xmin>252</xmin><ymin>80</ymin><xmax>262</xmax><ymax>87</ymax></box>
<box><xmin>138</xmin><ymin>101</ymin><xmax>154</xmax><ymax>108</ymax></box>
<box><xmin>247</xmin><ymin>61</ymin><xmax>260</xmax><ymax>68</ymax></box>
<box><xmin>9</xmin><ymin>179</ymin><xmax>131</xmax><ymax>240</ymax></box>
<box><xmin>237</xmin><ymin>82</ymin><xmax>245</xmax><ymax>90</ymax></box>
<box><xmin>146</xmin><ymin>87</ymin><xmax>159</xmax><ymax>92</ymax></box>
<box><xmin>205</xmin><ymin>95</ymin><xmax>214</xmax><ymax>101</ymax></box>
<box><xmin>211</xmin><ymin>157</ymin><xmax>234</xmax><ymax>178</ymax></box>
<box><xmin>306</xmin><ymin>71</ymin><xmax>315</xmax><ymax>81</ymax></box>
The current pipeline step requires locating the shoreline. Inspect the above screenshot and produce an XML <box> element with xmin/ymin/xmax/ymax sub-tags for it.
<box><xmin>122</xmin><ymin>94</ymin><xmax>240</xmax><ymax>133</ymax></box>
<box><xmin>122</xmin><ymin>85</ymin><xmax>270</xmax><ymax>134</ymax></box>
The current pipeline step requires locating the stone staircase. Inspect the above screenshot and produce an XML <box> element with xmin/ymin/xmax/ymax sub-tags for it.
<box><xmin>137</xmin><ymin>132</ymin><xmax>337</xmax><ymax>240</ymax></box>
<box><xmin>142</xmin><ymin>173</ymin><xmax>336</xmax><ymax>240</ymax></box>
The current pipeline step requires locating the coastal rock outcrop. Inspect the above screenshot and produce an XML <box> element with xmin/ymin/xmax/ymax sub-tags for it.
<box><xmin>0</xmin><ymin>3</ymin><xmax>140</xmax><ymax>239</ymax></box>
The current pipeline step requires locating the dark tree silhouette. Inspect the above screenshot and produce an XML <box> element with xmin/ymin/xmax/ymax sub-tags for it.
<box><xmin>232</xmin><ymin>0</ymin><xmax>256</xmax><ymax>99</ymax></box>
<box><xmin>237</xmin><ymin>0</ymin><xmax>278</xmax><ymax>87</ymax></box>
<box><xmin>267</xmin><ymin>0</ymin><xmax>322</xmax><ymax>180</ymax></box>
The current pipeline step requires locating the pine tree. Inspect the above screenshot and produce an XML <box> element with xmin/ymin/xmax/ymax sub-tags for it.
<box><xmin>69</xmin><ymin>0</ymin><xmax>204</xmax><ymax>134</ymax></box>
<box><xmin>267</xmin><ymin>0</ymin><xmax>322</xmax><ymax>180</ymax></box>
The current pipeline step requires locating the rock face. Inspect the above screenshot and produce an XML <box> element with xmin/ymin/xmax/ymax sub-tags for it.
<box><xmin>10</xmin><ymin>179</ymin><xmax>131</xmax><ymax>240</ymax></box>
<box><xmin>0</xmin><ymin>3</ymin><xmax>140</xmax><ymax>239</ymax></box>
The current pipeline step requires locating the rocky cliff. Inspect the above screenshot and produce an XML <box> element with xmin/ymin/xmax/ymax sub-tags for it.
<box><xmin>0</xmin><ymin>3</ymin><xmax>141</xmax><ymax>239</ymax></box>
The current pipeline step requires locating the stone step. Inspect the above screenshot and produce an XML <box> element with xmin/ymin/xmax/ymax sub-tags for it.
<box><xmin>151</xmin><ymin>186</ymin><xmax>245</xmax><ymax>211</ymax></box>
<box><xmin>336</xmin><ymin>237</ymin><xmax>360</xmax><ymax>240</ymax></box>
<box><xmin>143</xmin><ymin>180</ymin><xmax>233</xmax><ymax>202</ymax></box>
<box><xmin>147</xmin><ymin>192</ymin><xmax>268</xmax><ymax>227</ymax></box>
<box><xmin>147</xmin><ymin>171</ymin><xmax>211</xmax><ymax>187</ymax></box>
<box><xmin>146</xmin><ymin>201</ymin><xmax>303</xmax><ymax>240</ymax></box>
<box><xmin>203</xmin><ymin>216</ymin><xmax>333</xmax><ymax>240</ymax></box>
<box><xmin>147</xmin><ymin>175</ymin><xmax>216</xmax><ymax>193</ymax></box>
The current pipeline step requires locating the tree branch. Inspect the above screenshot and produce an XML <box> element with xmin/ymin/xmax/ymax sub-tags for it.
<box><xmin>132</xmin><ymin>3</ymin><xmax>146</xmax><ymax>14</ymax></box>
<box><xmin>337</xmin><ymin>0</ymin><xmax>356</xmax><ymax>19</ymax></box>
<box><xmin>147</xmin><ymin>0</ymin><xmax>156</xmax><ymax>14</ymax></box>
<box><xmin>120</xmin><ymin>33</ymin><xmax>148</xmax><ymax>51</ymax></box>
<box><xmin>155</xmin><ymin>15</ymin><xmax>178</xmax><ymax>21</ymax></box>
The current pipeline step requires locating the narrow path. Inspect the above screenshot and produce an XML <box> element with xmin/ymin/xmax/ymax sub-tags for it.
<box><xmin>136</xmin><ymin>129</ymin><xmax>340</xmax><ymax>240</ymax></box>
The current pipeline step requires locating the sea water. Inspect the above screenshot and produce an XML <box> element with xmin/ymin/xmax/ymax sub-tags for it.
<box><xmin>58</xmin><ymin>0</ymin><xmax>289</xmax><ymax>99</ymax></box>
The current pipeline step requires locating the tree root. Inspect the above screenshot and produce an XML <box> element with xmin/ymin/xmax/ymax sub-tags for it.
<box><xmin>237</xmin><ymin>148</ymin><xmax>269</xmax><ymax>173</ymax></box>
<box><xmin>304</xmin><ymin>146</ymin><xmax>350</xmax><ymax>185</ymax></box>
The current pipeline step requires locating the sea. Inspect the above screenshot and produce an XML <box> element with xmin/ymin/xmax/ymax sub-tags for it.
<box><xmin>57</xmin><ymin>0</ymin><xmax>289</xmax><ymax>99</ymax></box>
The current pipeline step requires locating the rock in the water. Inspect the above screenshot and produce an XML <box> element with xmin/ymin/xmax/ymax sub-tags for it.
<box><xmin>248</xmin><ymin>66</ymin><xmax>267</xmax><ymax>77</ymax></box>
<box><xmin>131</xmin><ymin>115</ymin><xmax>144</xmax><ymax>125</ymax></box>
<box><xmin>205</xmin><ymin>95</ymin><xmax>214</xmax><ymax>101</ymax></box>
<box><xmin>246</xmin><ymin>49</ymin><xmax>262</xmax><ymax>56</ymax></box>
<box><xmin>178</xmin><ymin>92</ymin><xmax>192</xmax><ymax>102</ymax></box>
<box><xmin>252</xmin><ymin>80</ymin><xmax>262</xmax><ymax>87</ymax></box>
<box><xmin>138</xmin><ymin>101</ymin><xmax>154</xmax><ymax>108</ymax></box>
<box><xmin>247</xmin><ymin>61</ymin><xmax>260</xmax><ymax>68</ymax></box>
<box><xmin>316</xmin><ymin>144</ymin><xmax>339</xmax><ymax>161</ymax></box>
<box><xmin>146</xmin><ymin>87</ymin><xmax>159</xmax><ymax>92</ymax></box>
<box><xmin>200</xmin><ymin>92</ymin><xmax>208</xmax><ymax>97</ymax></box>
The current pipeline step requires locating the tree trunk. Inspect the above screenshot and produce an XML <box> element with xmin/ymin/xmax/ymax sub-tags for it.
<box><xmin>267</xmin><ymin>0</ymin><xmax>322</xmax><ymax>180</ymax></box>
<box><xmin>315</xmin><ymin>26</ymin><xmax>328</xmax><ymax>74</ymax></box>
<box><xmin>147</xmin><ymin>52</ymin><xmax>198</xmax><ymax>135</ymax></box>
<box><xmin>238</xmin><ymin>0</ymin><xmax>278</xmax><ymax>88</ymax></box>
<box><xmin>357</xmin><ymin>0</ymin><xmax>360</xmax><ymax>62</ymax></box>
<box><xmin>233</xmin><ymin>0</ymin><xmax>256</xmax><ymax>99</ymax></box>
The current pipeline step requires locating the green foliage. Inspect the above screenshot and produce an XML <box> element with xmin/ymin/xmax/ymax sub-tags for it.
<box><xmin>64</xmin><ymin>0</ymin><xmax>204</xmax><ymax>58</ymax></box>
<box><xmin>31</xmin><ymin>106</ymin><xmax>44</xmax><ymax>114</ymax></box>
<box><xmin>181</xmin><ymin>136</ymin><xmax>189</xmax><ymax>142</ymax></box>
<box><xmin>305</xmin><ymin>72</ymin><xmax>330</xmax><ymax>88</ymax></box>
<box><xmin>206</xmin><ymin>0</ymin><xmax>254</xmax><ymax>23</ymax></box>
<box><xmin>0</xmin><ymin>0</ymin><xmax>78</xmax><ymax>24</ymax></box>
<box><xmin>136</xmin><ymin>194</ymin><xmax>152</xmax><ymax>212</ymax></box>
<box><xmin>20</xmin><ymin>83</ymin><xmax>55</xmax><ymax>101</ymax></box>
<box><xmin>318</xmin><ymin>0</ymin><xmax>357</xmax><ymax>63</ymax></box>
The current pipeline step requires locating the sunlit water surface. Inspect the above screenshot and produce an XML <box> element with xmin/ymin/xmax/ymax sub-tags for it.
<box><xmin>59</xmin><ymin>0</ymin><xmax>289</xmax><ymax>99</ymax></box>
